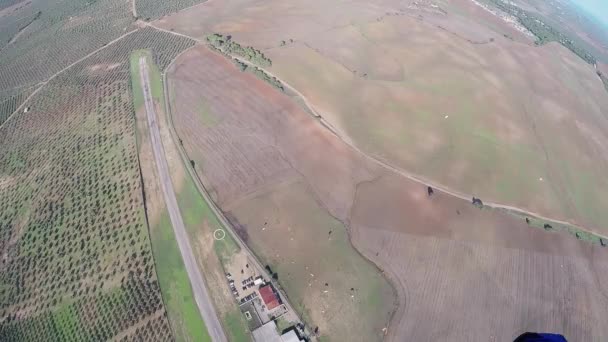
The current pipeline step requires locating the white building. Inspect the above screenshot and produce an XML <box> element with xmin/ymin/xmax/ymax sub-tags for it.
<box><xmin>252</xmin><ymin>321</ymin><xmax>303</xmax><ymax>342</ymax></box>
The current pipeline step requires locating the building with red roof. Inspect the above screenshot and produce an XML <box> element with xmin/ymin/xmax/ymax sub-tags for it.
<box><xmin>259</xmin><ymin>284</ymin><xmax>281</xmax><ymax>310</ymax></box>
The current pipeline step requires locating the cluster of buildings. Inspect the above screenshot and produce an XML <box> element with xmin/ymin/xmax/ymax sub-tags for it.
<box><xmin>224</xmin><ymin>266</ymin><xmax>304</xmax><ymax>342</ymax></box>
<box><xmin>252</xmin><ymin>320</ymin><xmax>303</xmax><ymax>342</ymax></box>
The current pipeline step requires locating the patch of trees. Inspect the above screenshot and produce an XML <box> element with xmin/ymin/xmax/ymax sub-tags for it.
<box><xmin>487</xmin><ymin>0</ymin><xmax>596</xmax><ymax>65</ymax></box>
<box><xmin>597</xmin><ymin>71</ymin><xmax>608</xmax><ymax>93</ymax></box>
<box><xmin>231</xmin><ymin>58</ymin><xmax>284</xmax><ymax>91</ymax></box>
<box><xmin>471</xmin><ymin>197</ymin><xmax>483</xmax><ymax>207</ymax></box>
<box><xmin>207</xmin><ymin>33</ymin><xmax>272</xmax><ymax>67</ymax></box>
<box><xmin>265</xmin><ymin>264</ymin><xmax>279</xmax><ymax>280</ymax></box>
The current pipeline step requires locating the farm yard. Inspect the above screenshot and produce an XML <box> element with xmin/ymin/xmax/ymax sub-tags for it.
<box><xmin>166</xmin><ymin>41</ymin><xmax>608</xmax><ymax>341</ymax></box>
<box><xmin>157</xmin><ymin>0</ymin><xmax>608</xmax><ymax>235</ymax></box>
<box><xmin>0</xmin><ymin>28</ymin><xmax>195</xmax><ymax>340</ymax></box>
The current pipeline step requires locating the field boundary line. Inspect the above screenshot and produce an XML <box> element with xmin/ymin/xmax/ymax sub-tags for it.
<box><xmin>0</xmin><ymin>28</ymin><xmax>140</xmax><ymax>131</ymax></box>
<box><xmin>161</xmin><ymin>51</ymin><xmax>311</xmax><ymax>338</ymax></box>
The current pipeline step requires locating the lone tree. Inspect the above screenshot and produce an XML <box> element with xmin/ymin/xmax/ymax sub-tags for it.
<box><xmin>472</xmin><ymin>197</ymin><xmax>483</xmax><ymax>207</ymax></box>
<box><xmin>427</xmin><ymin>186</ymin><xmax>434</xmax><ymax>197</ymax></box>
<box><xmin>543</xmin><ymin>223</ymin><xmax>553</xmax><ymax>230</ymax></box>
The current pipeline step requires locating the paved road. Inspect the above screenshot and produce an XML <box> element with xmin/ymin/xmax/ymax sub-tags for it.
<box><xmin>139</xmin><ymin>57</ymin><xmax>227</xmax><ymax>342</ymax></box>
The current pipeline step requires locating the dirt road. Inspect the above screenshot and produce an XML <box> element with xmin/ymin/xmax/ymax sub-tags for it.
<box><xmin>1</xmin><ymin>28</ymin><xmax>139</xmax><ymax>131</ymax></box>
<box><xmin>139</xmin><ymin>56</ymin><xmax>227</xmax><ymax>342</ymax></box>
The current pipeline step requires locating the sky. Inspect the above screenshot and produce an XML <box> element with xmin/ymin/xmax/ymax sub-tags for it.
<box><xmin>573</xmin><ymin>0</ymin><xmax>608</xmax><ymax>26</ymax></box>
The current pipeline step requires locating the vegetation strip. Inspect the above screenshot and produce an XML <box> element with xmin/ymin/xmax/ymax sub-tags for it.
<box><xmin>485</xmin><ymin>0</ymin><xmax>596</xmax><ymax>64</ymax></box>
<box><xmin>206</xmin><ymin>34</ymin><xmax>284</xmax><ymax>91</ymax></box>
<box><xmin>130</xmin><ymin>50</ymin><xmax>211</xmax><ymax>342</ymax></box>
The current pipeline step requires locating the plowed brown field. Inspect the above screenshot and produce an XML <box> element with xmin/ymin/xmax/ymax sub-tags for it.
<box><xmin>168</xmin><ymin>45</ymin><xmax>608</xmax><ymax>341</ymax></box>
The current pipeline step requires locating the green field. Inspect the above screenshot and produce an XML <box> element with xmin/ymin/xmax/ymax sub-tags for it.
<box><xmin>229</xmin><ymin>181</ymin><xmax>395</xmax><ymax>342</ymax></box>
<box><xmin>150</xmin><ymin>211</ymin><xmax>212</xmax><ymax>342</ymax></box>
<box><xmin>130</xmin><ymin>49</ymin><xmax>165</xmax><ymax>109</ymax></box>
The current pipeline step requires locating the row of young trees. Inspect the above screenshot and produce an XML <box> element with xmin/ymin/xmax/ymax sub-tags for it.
<box><xmin>0</xmin><ymin>28</ymin><xmax>195</xmax><ymax>341</ymax></box>
<box><xmin>207</xmin><ymin>33</ymin><xmax>273</xmax><ymax>67</ymax></box>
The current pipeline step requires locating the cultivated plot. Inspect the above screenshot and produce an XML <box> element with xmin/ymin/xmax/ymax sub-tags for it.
<box><xmin>0</xmin><ymin>28</ymin><xmax>193</xmax><ymax>341</ymax></box>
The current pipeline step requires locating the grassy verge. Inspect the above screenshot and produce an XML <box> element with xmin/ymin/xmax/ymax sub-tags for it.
<box><xmin>176</xmin><ymin>166</ymin><xmax>250</xmax><ymax>342</ymax></box>
<box><xmin>130</xmin><ymin>49</ymin><xmax>211</xmax><ymax>342</ymax></box>
<box><xmin>151</xmin><ymin>211</ymin><xmax>212</xmax><ymax>342</ymax></box>
<box><xmin>130</xmin><ymin>49</ymin><xmax>165</xmax><ymax>109</ymax></box>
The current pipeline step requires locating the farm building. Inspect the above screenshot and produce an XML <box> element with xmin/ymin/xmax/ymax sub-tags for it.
<box><xmin>252</xmin><ymin>321</ymin><xmax>303</xmax><ymax>342</ymax></box>
<box><xmin>254</xmin><ymin>275</ymin><xmax>265</xmax><ymax>285</ymax></box>
<box><xmin>259</xmin><ymin>284</ymin><xmax>281</xmax><ymax>310</ymax></box>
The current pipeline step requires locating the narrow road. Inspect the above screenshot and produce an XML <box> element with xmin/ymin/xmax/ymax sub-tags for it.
<box><xmin>139</xmin><ymin>57</ymin><xmax>227</xmax><ymax>342</ymax></box>
<box><xmin>131</xmin><ymin>0</ymin><xmax>137</xmax><ymax>19</ymax></box>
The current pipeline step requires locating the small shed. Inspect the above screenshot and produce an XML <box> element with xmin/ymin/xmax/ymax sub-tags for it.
<box><xmin>254</xmin><ymin>276</ymin><xmax>264</xmax><ymax>286</ymax></box>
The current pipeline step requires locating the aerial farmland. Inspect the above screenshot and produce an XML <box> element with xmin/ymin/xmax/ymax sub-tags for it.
<box><xmin>1</xmin><ymin>0</ymin><xmax>608</xmax><ymax>341</ymax></box>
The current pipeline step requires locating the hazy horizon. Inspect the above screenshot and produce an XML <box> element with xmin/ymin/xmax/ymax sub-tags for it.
<box><xmin>574</xmin><ymin>0</ymin><xmax>608</xmax><ymax>26</ymax></box>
